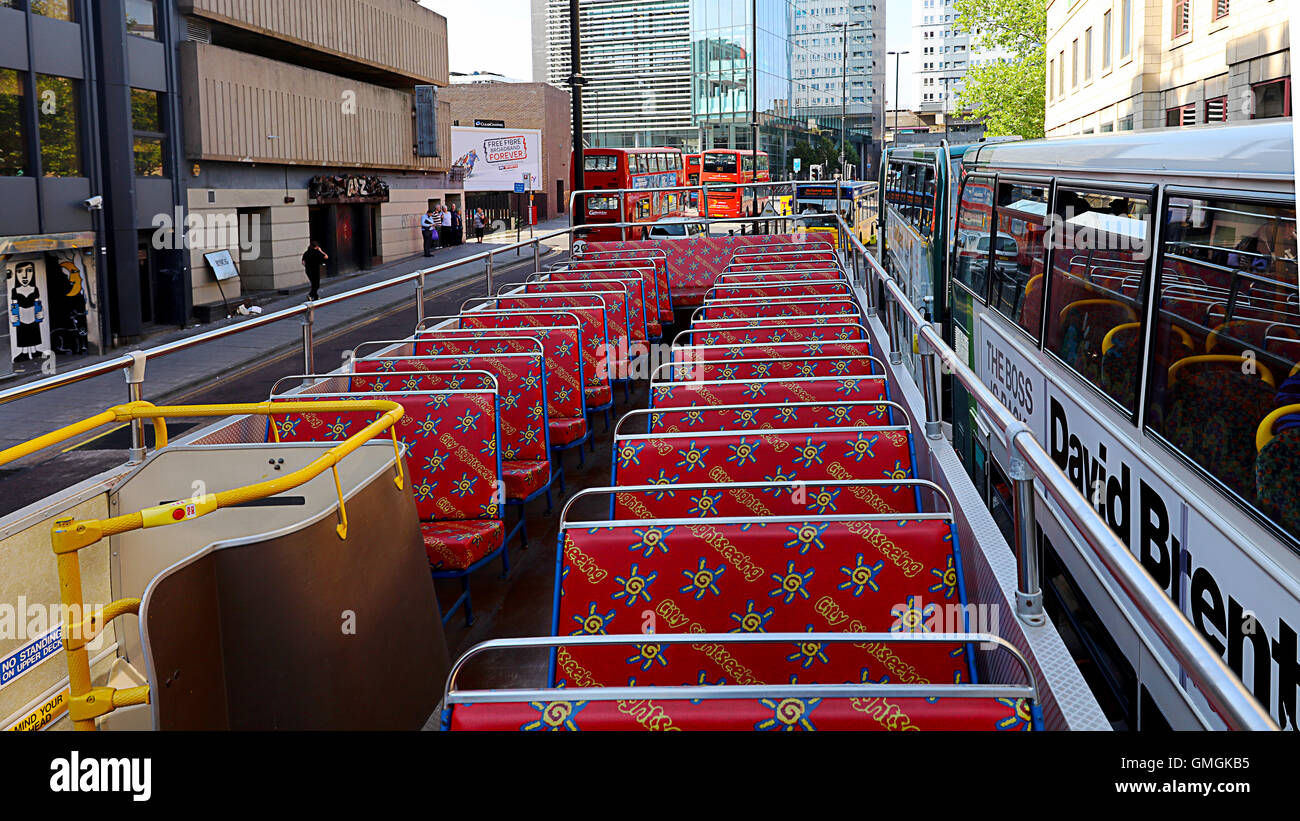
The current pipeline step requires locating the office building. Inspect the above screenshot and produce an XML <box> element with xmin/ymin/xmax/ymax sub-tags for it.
<box><xmin>1045</xmin><ymin>0</ymin><xmax>1290</xmax><ymax>135</ymax></box>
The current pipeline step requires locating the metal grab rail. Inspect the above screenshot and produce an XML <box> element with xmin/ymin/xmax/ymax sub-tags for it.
<box><xmin>0</xmin><ymin>398</ymin><xmax>406</xmax><ymax>731</ymax></box>
<box><xmin>838</xmin><ymin>213</ymin><xmax>1278</xmax><ymax>731</ymax></box>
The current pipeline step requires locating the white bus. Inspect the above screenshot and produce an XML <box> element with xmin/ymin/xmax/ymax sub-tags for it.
<box><xmin>948</xmin><ymin>120</ymin><xmax>1298</xmax><ymax>729</ymax></box>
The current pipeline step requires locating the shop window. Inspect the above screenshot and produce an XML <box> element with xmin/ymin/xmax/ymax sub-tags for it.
<box><xmin>36</xmin><ymin>74</ymin><xmax>81</xmax><ymax>177</ymax></box>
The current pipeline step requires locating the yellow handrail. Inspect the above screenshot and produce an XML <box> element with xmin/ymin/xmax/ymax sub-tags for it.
<box><xmin>1</xmin><ymin>399</ymin><xmax>405</xmax><ymax>731</ymax></box>
<box><xmin>1257</xmin><ymin>404</ymin><xmax>1300</xmax><ymax>452</ymax></box>
<box><xmin>1167</xmin><ymin>354</ymin><xmax>1276</xmax><ymax>388</ymax></box>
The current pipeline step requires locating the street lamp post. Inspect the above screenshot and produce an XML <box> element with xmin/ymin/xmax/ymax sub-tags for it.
<box><xmin>832</xmin><ymin>21</ymin><xmax>863</xmax><ymax>179</ymax></box>
<box><xmin>569</xmin><ymin>0</ymin><xmax>586</xmax><ymax>225</ymax></box>
<box><xmin>886</xmin><ymin>49</ymin><xmax>908</xmax><ymax>144</ymax></box>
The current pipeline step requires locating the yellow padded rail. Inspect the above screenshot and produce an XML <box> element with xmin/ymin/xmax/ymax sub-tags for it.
<box><xmin>1257</xmin><ymin>403</ymin><xmax>1300</xmax><ymax>453</ymax></box>
<box><xmin>0</xmin><ymin>399</ymin><xmax>405</xmax><ymax>730</ymax></box>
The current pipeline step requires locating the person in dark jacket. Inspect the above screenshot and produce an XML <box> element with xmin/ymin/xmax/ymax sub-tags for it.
<box><xmin>302</xmin><ymin>240</ymin><xmax>328</xmax><ymax>300</ymax></box>
<box><xmin>451</xmin><ymin>205</ymin><xmax>463</xmax><ymax>245</ymax></box>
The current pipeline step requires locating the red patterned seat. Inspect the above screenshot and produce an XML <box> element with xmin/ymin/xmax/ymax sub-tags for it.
<box><xmin>446</xmin><ymin>694</ymin><xmax>1030</xmax><ymax>731</ymax></box>
<box><xmin>635</xmin><ymin>401</ymin><xmax>896</xmax><ymax>434</ymax></box>
<box><xmin>718</xmin><ymin>270</ymin><xmax>846</xmax><ymax>285</ymax></box>
<box><xmin>526</xmin><ymin>280</ymin><xmax>646</xmax><ymax>343</ymax></box>
<box><xmin>465</xmin><ymin>306</ymin><xmax>613</xmax><ymax>410</ymax></box>
<box><xmin>551</xmin><ymin>519</ymin><xmax>968</xmax><ymax>687</ymax></box>
<box><xmin>420</xmin><ymin>323</ymin><xmax>591</xmax><ymax>459</ymax></box>
<box><xmin>612</xmin><ymin>427</ymin><xmax>919</xmax><ymax>514</ymax></box>
<box><xmin>547</xmin><ymin>268</ymin><xmax>662</xmax><ymax>338</ymax></box>
<box><xmin>353</xmin><ymin>351</ymin><xmax>557</xmax><ymax>508</ymax></box>
<box><xmin>707</xmin><ymin>282</ymin><xmax>852</xmax><ymax>301</ymax></box>
<box><xmin>673</xmin><ymin>339</ymin><xmax>874</xmax><ymax>365</ymax></box>
<box><xmin>698</xmin><ymin>297</ymin><xmax>859</xmax><ymax>322</ymax></box>
<box><xmin>267</xmin><ymin>387</ymin><xmax>517</xmax><ymax>626</ymax></box>
<box><xmin>656</xmin><ymin>355</ymin><xmax>881</xmax><ymax>382</ymax></box>
<box><xmin>679</xmin><ymin>321</ymin><xmax>868</xmax><ymax>346</ymax></box>
<box><xmin>652</xmin><ymin>375</ymin><xmax>891</xmax><ymax>411</ymax></box>
<box><xmin>422</xmin><ymin>520</ymin><xmax>504</xmax><ymax>570</ymax></box>
<box><xmin>580</xmin><ymin>235</ymin><xmax>832</xmax><ymax>309</ymax></box>
<box><xmin>568</xmin><ymin>253</ymin><xmax>672</xmax><ymax>324</ymax></box>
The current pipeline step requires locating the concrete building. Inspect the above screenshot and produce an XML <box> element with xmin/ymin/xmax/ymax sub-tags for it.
<box><xmin>178</xmin><ymin>0</ymin><xmax>458</xmax><ymax>308</ymax></box>
<box><xmin>790</xmin><ymin>0</ymin><xmax>885</xmax><ymax>175</ymax></box>
<box><xmin>441</xmin><ymin>82</ymin><xmax>573</xmax><ymax>220</ymax></box>
<box><xmin>1045</xmin><ymin>0</ymin><xmax>1291</xmax><ymax>136</ymax></box>
<box><xmin>534</xmin><ymin>0</ymin><xmax>696</xmax><ymax>148</ymax></box>
<box><xmin>0</xmin><ymin>0</ymin><xmax>189</xmax><ymax>369</ymax></box>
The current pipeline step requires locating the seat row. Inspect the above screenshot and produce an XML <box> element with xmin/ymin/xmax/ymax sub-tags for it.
<box><xmin>442</xmin><ymin>247</ymin><xmax>1042</xmax><ymax>731</ymax></box>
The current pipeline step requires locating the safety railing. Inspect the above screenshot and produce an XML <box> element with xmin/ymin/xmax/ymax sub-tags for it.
<box><xmin>0</xmin><ymin>213</ymin><xmax>850</xmax><ymax>467</ymax></box>
<box><xmin>837</xmin><ymin>212</ymin><xmax>1278</xmax><ymax>731</ymax></box>
<box><xmin>0</xmin><ymin>399</ymin><xmax>405</xmax><ymax>730</ymax></box>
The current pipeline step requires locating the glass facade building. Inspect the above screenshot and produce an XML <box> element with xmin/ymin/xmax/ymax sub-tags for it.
<box><xmin>537</xmin><ymin>0</ymin><xmax>883</xmax><ymax>174</ymax></box>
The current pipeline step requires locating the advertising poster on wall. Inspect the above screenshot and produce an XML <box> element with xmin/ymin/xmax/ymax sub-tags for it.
<box><xmin>451</xmin><ymin>127</ymin><xmax>543</xmax><ymax>192</ymax></box>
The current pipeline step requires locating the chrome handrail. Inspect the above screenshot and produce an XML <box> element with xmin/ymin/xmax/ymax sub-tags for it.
<box><xmin>838</xmin><ymin>212</ymin><xmax>1278</xmax><ymax>731</ymax></box>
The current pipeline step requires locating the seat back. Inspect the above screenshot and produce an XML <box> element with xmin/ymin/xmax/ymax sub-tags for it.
<box><xmin>464</xmin><ymin>307</ymin><xmax>609</xmax><ymax>391</ymax></box>
<box><xmin>698</xmin><ymin>297</ymin><xmax>859</xmax><ymax>322</ymax></box>
<box><xmin>422</xmin><ymin>324</ymin><xmax>588</xmax><ymax>420</ymax></box>
<box><xmin>706</xmin><ymin>282</ymin><xmax>853</xmax><ymax>302</ymax></box>
<box><xmin>677</xmin><ymin>321</ymin><xmax>869</xmax><ymax>346</ymax></box>
<box><xmin>673</xmin><ymin>339</ymin><xmax>873</xmax><ymax>365</ymax></box>
<box><xmin>717</xmin><ymin>269</ymin><xmax>847</xmax><ymax>284</ymax></box>
<box><xmin>652</xmin><ymin>375</ymin><xmax>890</xmax><ymax>410</ymax></box>
<box><xmin>269</xmin><ymin>390</ymin><xmax>503</xmax><ymax>524</ymax></box>
<box><xmin>568</xmin><ymin>254</ymin><xmax>671</xmax><ymax>321</ymax></box>
<box><xmin>612</xmin><ymin>427</ymin><xmax>920</xmax><ymax>513</ymax></box>
<box><xmin>631</xmin><ymin>401</ymin><xmax>898</xmax><ymax>434</ymax></box>
<box><xmin>526</xmin><ymin>280</ymin><xmax>646</xmax><ymax>343</ymax></box>
<box><xmin>552</xmin><ymin>518</ymin><xmax>969</xmax><ymax>687</ymax></box>
<box><xmin>355</xmin><ymin>354</ymin><xmax>549</xmax><ymax>462</ymax></box>
<box><xmin>655</xmin><ymin>355</ymin><xmax>882</xmax><ymax>382</ymax></box>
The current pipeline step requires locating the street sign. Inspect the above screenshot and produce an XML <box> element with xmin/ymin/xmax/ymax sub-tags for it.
<box><xmin>513</xmin><ymin>182</ymin><xmax>526</xmax><ymax>193</ymax></box>
<box><xmin>204</xmin><ymin>250</ymin><xmax>239</xmax><ymax>282</ymax></box>
<box><xmin>793</xmin><ymin>158</ymin><xmax>802</xmax><ymax>173</ymax></box>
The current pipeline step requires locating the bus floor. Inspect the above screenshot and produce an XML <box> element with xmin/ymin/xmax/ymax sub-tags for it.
<box><xmin>433</xmin><ymin>375</ymin><xmax>652</xmax><ymax>693</ymax></box>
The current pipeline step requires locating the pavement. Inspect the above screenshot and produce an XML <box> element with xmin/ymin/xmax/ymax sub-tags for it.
<box><xmin>0</xmin><ymin>216</ymin><xmax>574</xmax><ymax>470</ymax></box>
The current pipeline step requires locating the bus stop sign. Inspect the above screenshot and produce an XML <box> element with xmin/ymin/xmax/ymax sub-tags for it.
<box><xmin>513</xmin><ymin>182</ymin><xmax>526</xmax><ymax>193</ymax></box>
<box><xmin>793</xmin><ymin>158</ymin><xmax>802</xmax><ymax>173</ymax></box>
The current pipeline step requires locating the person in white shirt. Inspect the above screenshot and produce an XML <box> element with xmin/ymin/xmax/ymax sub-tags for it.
<box><xmin>439</xmin><ymin>206</ymin><xmax>453</xmax><ymax>248</ymax></box>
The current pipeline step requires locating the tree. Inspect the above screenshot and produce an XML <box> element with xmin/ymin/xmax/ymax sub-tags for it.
<box><xmin>952</xmin><ymin>0</ymin><xmax>1047</xmax><ymax>139</ymax></box>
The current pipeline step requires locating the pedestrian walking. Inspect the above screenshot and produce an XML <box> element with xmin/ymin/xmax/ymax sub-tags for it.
<box><xmin>473</xmin><ymin>208</ymin><xmax>486</xmax><ymax>243</ymax></box>
<box><xmin>420</xmin><ymin>207</ymin><xmax>437</xmax><ymax>257</ymax></box>
<box><xmin>301</xmin><ymin>240</ymin><xmax>328</xmax><ymax>300</ymax></box>
<box><xmin>439</xmin><ymin>205</ymin><xmax>453</xmax><ymax>248</ymax></box>
<box><xmin>451</xmin><ymin>204</ymin><xmax>463</xmax><ymax>245</ymax></box>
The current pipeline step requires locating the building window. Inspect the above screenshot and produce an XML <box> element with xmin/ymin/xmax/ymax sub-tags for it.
<box><xmin>1049</xmin><ymin>59</ymin><xmax>1055</xmax><ymax>97</ymax></box>
<box><xmin>131</xmin><ymin>88</ymin><xmax>165</xmax><ymax>176</ymax></box>
<box><xmin>1102</xmin><ymin>11</ymin><xmax>1112</xmax><ymax>70</ymax></box>
<box><xmin>0</xmin><ymin>68</ymin><xmax>27</xmax><ymax>177</ymax></box>
<box><xmin>1100</xmin><ymin>122</ymin><xmax>1114</xmax><ymax>132</ymax></box>
<box><xmin>1251</xmin><ymin>78</ymin><xmax>1291</xmax><ymax>118</ymax></box>
<box><xmin>1071</xmin><ymin>39</ymin><xmax>1078</xmax><ymax>88</ymax></box>
<box><xmin>1173</xmin><ymin>0</ymin><xmax>1190</xmax><ymax>37</ymax></box>
<box><xmin>126</xmin><ymin>0</ymin><xmax>158</xmax><ymax>40</ymax></box>
<box><xmin>1213</xmin><ymin>0</ymin><xmax>1229</xmax><ymax>19</ymax></box>
<box><xmin>1204</xmin><ymin>95</ymin><xmax>1227</xmax><ymax>122</ymax></box>
<box><xmin>36</xmin><ymin>74</ymin><xmax>81</xmax><ymax>177</ymax></box>
<box><xmin>1118</xmin><ymin>114</ymin><xmax>1134</xmax><ymax>130</ymax></box>
<box><xmin>1084</xmin><ymin>28</ymin><xmax>1093</xmax><ymax>81</ymax></box>
<box><xmin>29</xmin><ymin>0</ymin><xmax>75</xmax><ymax>20</ymax></box>
<box><xmin>1058</xmin><ymin>49</ymin><xmax>1065</xmax><ymax>96</ymax></box>
<box><xmin>1165</xmin><ymin>103</ymin><xmax>1196</xmax><ymax>126</ymax></box>
<box><xmin>1121</xmin><ymin>0</ymin><xmax>1132</xmax><ymax>57</ymax></box>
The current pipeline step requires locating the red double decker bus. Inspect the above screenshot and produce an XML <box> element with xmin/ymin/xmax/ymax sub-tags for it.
<box><xmin>701</xmin><ymin>149</ymin><xmax>770</xmax><ymax>218</ymax></box>
<box><xmin>574</xmin><ymin>147</ymin><xmax>686</xmax><ymax>240</ymax></box>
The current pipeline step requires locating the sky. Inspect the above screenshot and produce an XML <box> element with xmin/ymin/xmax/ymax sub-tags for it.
<box><xmin>419</xmin><ymin>0</ymin><xmax>917</xmax><ymax>107</ymax></box>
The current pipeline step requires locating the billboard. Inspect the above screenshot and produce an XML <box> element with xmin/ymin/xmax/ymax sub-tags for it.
<box><xmin>451</xmin><ymin>126</ymin><xmax>543</xmax><ymax>192</ymax></box>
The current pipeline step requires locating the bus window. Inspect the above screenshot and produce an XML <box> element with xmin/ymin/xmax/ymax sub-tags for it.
<box><xmin>953</xmin><ymin>174</ymin><xmax>995</xmax><ymax>300</ymax></box>
<box><xmin>919</xmin><ymin>165</ymin><xmax>937</xmax><ymax>231</ymax></box>
<box><xmin>1145</xmin><ymin>194</ymin><xmax>1298</xmax><ymax>531</ymax></box>
<box><xmin>1044</xmin><ymin>186</ymin><xmax>1153</xmax><ymax>411</ymax></box>
<box><xmin>990</xmin><ymin>181</ymin><xmax>1049</xmax><ymax>341</ymax></box>
<box><xmin>742</xmin><ymin>155</ymin><xmax>754</xmax><ymax>174</ymax></box>
<box><xmin>703</xmin><ymin>152</ymin><xmax>736</xmax><ymax>173</ymax></box>
<box><xmin>758</xmin><ymin>154</ymin><xmax>769</xmax><ymax>172</ymax></box>
<box><xmin>900</xmin><ymin>165</ymin><xmax>920</xmax><ymax>225</ymax></box>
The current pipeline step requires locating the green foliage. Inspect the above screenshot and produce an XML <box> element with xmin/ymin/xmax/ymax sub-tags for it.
<box><xmin>791</xmin><ymin>134</ymin><xmax>861</xmax><ymax>177</ymax></box>
<box><xmin>952</xmin><ymin>0</ymin><xmax>1047</xmax><ymax>140</ymax></box>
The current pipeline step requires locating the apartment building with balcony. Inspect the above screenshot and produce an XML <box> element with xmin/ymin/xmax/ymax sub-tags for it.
<box><xmin>178</xmin><ymin>0</ymin><xmax>457</xmax><ymax>308</ymax></box>
<box><xmin>1045</xmin><ymin>0</ymin><xmax>1290</xmax><ymax>136</ymax></box>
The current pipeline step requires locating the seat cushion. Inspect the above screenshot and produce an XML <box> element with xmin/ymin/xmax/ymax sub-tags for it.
<box><xmin>648</xmin><ymin>321</ymin><xmax>664</xmax><ymax>339</ymax></box>
<box><xmin>549</xmin><ymin>416</ymin><xmax>588</xmax><ymax>446</ymax></box>
<box><xmin>421</xmin><ymin>520</ymin><xmax>504</xmax><ymax>571</ymax></box>
<box><xmin>503</xmin><ymin>460</ymin><xmax>551</xmax><ymax>500</ymax></box>
<box><xmin>585</xmin><ymin>384</ymin><xmax>612</xmax><ymax>408</ymax></box>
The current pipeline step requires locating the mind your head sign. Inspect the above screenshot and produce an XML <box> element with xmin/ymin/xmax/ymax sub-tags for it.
<box><xmin>451</xmin><ymin>126</ymin><xmax>543</xmax><ymax>192</ymax></box>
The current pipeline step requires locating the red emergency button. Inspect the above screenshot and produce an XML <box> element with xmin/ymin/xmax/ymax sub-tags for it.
<box><xmin>171</xmin><ymin>508</ymin><xmax>185</xmax><ymax>521</ymax></box>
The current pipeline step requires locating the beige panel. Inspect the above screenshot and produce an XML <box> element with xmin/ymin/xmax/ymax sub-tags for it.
<box><xmin>0</xmin><ymin>495</ymin><xmax>115</xmax><ymax>729</ymax></box>
<box><xmin>181</xmin><ymin>43</ymin><xmax>451</xmax><ymax>172</ymax></box>
<box><xmin>181</xmin><ymin>0</ymin><xmax>448</xmax><ymax>85</ymax></box>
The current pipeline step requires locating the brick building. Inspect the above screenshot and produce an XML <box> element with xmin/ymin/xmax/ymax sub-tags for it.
<box><xmin>440</xmin><ymin>82</ymin><xmax>572</xmax><ymax>221</ymax></box>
